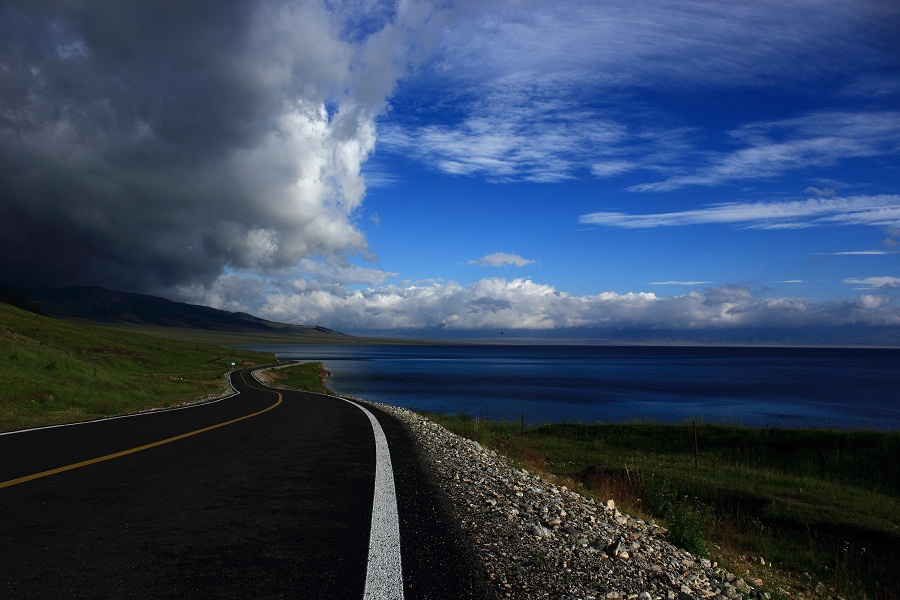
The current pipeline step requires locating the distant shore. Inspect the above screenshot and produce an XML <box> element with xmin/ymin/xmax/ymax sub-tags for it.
<box><xmin>247</xmin><ymin>344</ymin><xmax>900</xmax><ymax>431</ymax></box>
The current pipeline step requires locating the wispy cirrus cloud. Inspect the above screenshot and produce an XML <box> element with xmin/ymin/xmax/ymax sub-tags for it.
<box><xmin>592</xmin><ymin>161</ymin><xmax>639</xmax><ymax>178</ymax></box>
<box><xmin>382</xmin><ymin>1</ymin><xmax>899</xmax><ymax>184</ymax></box>
<box><xmin>806</xmin><ymin>186</ymin><xmax>836</xmax><ymax>197</ymax></box>
<box><xmin>630</xmin><ymin>111</ymin><xmax>900</xmax><ymax>192</ymax></box>
<box><xmin>579</xmin><ymin>195</ymin><xmax>900</xmax><ymax>230</ymax></box>
<box><xmin>844</xmin><ymin>277</ymin><xmax>900</xmax><ymax>290</ymax></box>
<box><xmin>380</xmin><ymin>107</ymin><xmax>627</xmax><ymax>183</ymax></box>
<box><xmin>433</xmin><ymin>0</ymin><xmax>895</xmax><ymax>91</ymax></box>
<box><xmin>818</xmin><ymin>250</ymin><xmax>898</xmax><ymax>255</ymax></box>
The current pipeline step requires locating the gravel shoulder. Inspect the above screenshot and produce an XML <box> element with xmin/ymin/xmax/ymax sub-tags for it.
<box><xmin>362</xmin><ymin>399</ymin><xmax>767</xmax><ymax>600</ymax></box>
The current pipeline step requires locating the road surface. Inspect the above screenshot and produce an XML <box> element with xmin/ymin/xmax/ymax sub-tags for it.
<box><xmin>0</xmin><ymin>369</ymin><xmax>491</xmax><ymax>599</ymax></box>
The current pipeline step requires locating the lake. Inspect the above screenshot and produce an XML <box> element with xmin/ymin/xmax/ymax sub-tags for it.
<box><xmin>238</xmin><ymin>344</ymin><xmax>900</xmax><ymax>430</ymax></box>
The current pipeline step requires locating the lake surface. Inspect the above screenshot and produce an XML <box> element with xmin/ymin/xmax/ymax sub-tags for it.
<box><xmin>239</xmin><ymin>344</ymin><xmax>900</xmax><ymax>430</ymax></box>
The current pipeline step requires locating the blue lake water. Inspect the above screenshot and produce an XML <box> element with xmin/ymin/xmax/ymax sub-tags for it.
<box><xmin>238</xmin><ymin>344</ymin><xmax>900</xmax><ymax>430</ymax></box>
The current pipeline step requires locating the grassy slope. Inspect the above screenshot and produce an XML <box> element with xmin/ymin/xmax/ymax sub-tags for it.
<box><xmin>256</xmin><ymin>362</ymin><xmax>332</xmax><ymax>395</ymax></box>
<box><xmin>91</xmin><ymin>322</ymin><xmax>359</xmax><ymax>346</ymax></box>
<box><xmin>0</xmin><ymin>303</ymin><xmax>275</xmax><ymax>432</ymax></box>
<box><xmin>429</xmin><ymin>415</ymin><xmax>899</xmax><ymax>600</ymax></box>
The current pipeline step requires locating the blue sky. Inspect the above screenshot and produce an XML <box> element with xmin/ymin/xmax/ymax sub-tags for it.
<box><xmin>1</xmin><ymin>0</ymin><xmax>899</xmax><ymax>341</ymax></box>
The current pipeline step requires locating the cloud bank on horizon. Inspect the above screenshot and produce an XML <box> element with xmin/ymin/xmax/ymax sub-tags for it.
<box><xmin>1</xmin><ymin>0</ymin><xmax>898</xmax><ymax>340</ymax></box>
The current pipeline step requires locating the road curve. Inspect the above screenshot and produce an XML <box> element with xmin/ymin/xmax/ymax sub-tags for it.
<box><xmin>0</xmin><ymin>369</ymin><xmax>492</xmax><ymax>599</ymax></box>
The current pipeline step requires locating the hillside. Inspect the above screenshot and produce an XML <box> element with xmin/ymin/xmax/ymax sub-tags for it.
<box><xmin>3</xmin><ymin>284</ymin><xmax>349</xmax><ymax>340</ymax></box>
<box><xmin>0</xmin><ymin>302</ymin><xmax>274</xmax><ymax>432</ymax></box>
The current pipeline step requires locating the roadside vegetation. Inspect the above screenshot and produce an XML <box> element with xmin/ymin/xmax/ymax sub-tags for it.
<box><xmin>258</xmin><ymin>362</ymin><xmax>332</xmax><ymax>395</ymax></box>
<box><xmin>0</xmin><ymin>303</ymin><xmax>274</xmax><ymax>432</ymax></box>
<box><xmin>426</xmin><ymin>414</ymin><xmax>899</xmax><ymax>600</ymax></box>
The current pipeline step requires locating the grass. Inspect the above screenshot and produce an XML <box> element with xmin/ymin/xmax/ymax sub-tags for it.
<box><xmin>259</xmin><ymin>362</ymin><xmax>332</xmax><ymax>395</ymax></box>
<box><xmin>98</xmin><ymin>322</ymin><xmax>424</xmax><ymax>346</ymax></box>
<box><xmin>0</xmin><ymin>303</ymin><xmax>275</xmax><ymax>432</ymax></box>
<box><xmin>426</xmin><ymin>414</ymin><xmax>900</xmax><ymax>600</ymax></box>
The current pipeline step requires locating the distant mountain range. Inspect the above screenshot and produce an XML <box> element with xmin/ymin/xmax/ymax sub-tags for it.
<box><xmin>0</xmin><ymin>284</ymin><xmax>348</xmax><ymax>338</ymax></box>
<box><xmin>5</xmin><ymin>284</ymin><xmax>895</xmax><ymax>347</ymax></box>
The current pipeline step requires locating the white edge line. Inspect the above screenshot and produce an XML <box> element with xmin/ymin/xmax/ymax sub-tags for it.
<box><xmin>6</xmin><ymin>368</ymin><xmax>406</xmax><ymax>597</ymax></box>
<box><xmin>339</xmin><ymin>397</ymin><xmax>405</xmax><ymax>600</ymax></box>
<box><xmin>0</xmin><ymin>371</ymin><xmax>242</xmax><ymax>437</ymax></box>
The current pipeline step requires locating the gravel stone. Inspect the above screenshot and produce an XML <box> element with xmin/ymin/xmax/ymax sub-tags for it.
<box><xmin>360</xmin><ymin>399</ymin><xmax>757</xmax><ymax>600</ymax></box>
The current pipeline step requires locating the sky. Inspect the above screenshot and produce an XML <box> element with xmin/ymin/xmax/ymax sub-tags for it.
<box><xmin>1</xmin><ymin>0</ymin><xmax>899</xmax><ymax>342</ymax></box>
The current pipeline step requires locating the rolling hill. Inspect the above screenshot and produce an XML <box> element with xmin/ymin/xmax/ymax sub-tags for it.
<box><xmin>1</xmin><ymin>284</ymin><xmax>349</xmax><ymax>340</ymax></box>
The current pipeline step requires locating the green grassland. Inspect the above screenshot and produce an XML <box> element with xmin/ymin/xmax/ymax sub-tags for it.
<box><xmin>0</xmin><ymin>303</ymin><xmax>275</xmax><ymax>432</ymax></box>
<box><xmin>99</xmin><ymin>321</ymin><xmax>424</xmax><ymax>346</ymax></box>
<box><xmin>92</xmin><ymin>322</ymin><xmax>353</xmax><ymax>346</ymax></box>
<box><xmin>427</xmin><ymin>414</ymin><xmax>900</xmax><ymax>600</ymax></box>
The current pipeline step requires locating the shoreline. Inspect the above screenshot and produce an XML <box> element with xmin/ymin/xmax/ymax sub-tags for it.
<box><xmin>265</xmin><ymin>363</ymin><xmax>899</xmax><ymax>599</ymax></box>
<box><xmin>258</xmin><ymin>345</ymin><xmax>900</xmax><ymax>432</ymax></box>
<box><xmin>361</xmin><ymin>397</ymin><xmax>765</xmax><ymax>600</ymax></box>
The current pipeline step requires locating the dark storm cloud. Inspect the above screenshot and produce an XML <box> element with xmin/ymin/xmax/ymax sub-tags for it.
<box><xmin>0</xmin><ymin>0</ymin><xmax>396</xmax><ymax>290</ymax></box>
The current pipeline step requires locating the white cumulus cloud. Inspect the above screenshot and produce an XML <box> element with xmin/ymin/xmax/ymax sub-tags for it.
<box><xmin>178</xmin><ymin>276</ymin><xmax>900</xmax><ymax>334</ymax></box>
<box><xmin>469</xmin><ymin>253</ymin><xmax>536</xmax><ymax>268</ymax></box>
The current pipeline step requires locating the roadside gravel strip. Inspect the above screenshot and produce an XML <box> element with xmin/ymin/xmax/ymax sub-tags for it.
<box><xmin>357</xmin><ymin>399</ymin><xmax>769</xmax><ymax>600</ymax></box>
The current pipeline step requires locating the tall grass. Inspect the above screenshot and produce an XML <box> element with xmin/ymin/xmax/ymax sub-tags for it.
<box><xmin>0</xmin><ymin>303</ymin><xmax>274</xmax><ymax>431</ymax></box>
<box><xmin>428</xmin><ymin>413</ymin><xmax>899</xmax><ymax>600</ymax></box>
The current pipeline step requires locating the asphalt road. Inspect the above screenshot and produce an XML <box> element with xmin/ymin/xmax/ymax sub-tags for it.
<box><xmin>0</xmin><ymin>369</ymin><xmax>492</xmax><ymax>599</ymax></box>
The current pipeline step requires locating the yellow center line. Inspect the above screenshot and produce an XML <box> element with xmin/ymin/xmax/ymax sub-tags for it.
<box><xmin>0</xmin><ymin>373</ymin><xmax>282</xmax><ymax>490</ymax></box>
